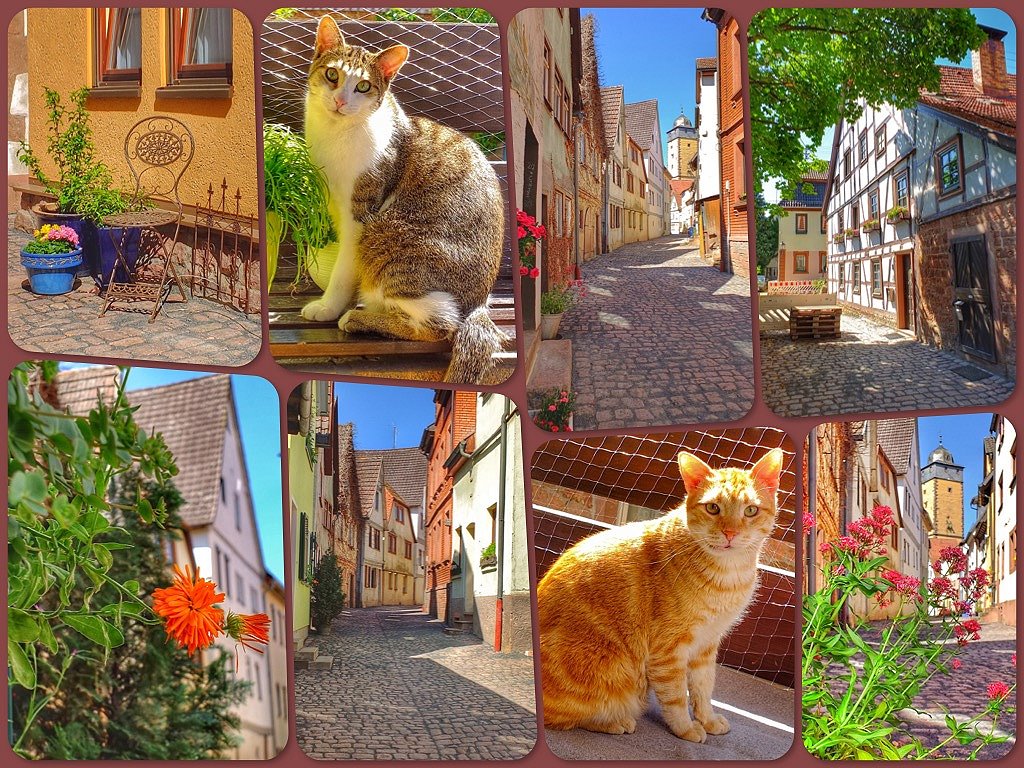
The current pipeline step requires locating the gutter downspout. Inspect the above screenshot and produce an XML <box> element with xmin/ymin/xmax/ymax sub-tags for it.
<box><xmin>573</xmin><ymin>116</ymin><xmax>582</xmax><ymax>280</ymax></box>
<box><xmin>807</xmin><ymin>428</ymin><xmax>817</xmax><ymax>595</ymax></box>
<box><xmin>494</xmin><ymin>398</ymin><xmax>512</xmax><ymax>652</ymax></box>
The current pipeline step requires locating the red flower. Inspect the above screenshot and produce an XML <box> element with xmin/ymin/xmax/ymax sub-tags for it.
<box><xmin>519</xmin><ymin>266</ymin><xmax>529</xmax><ymax>276</ymax></box>
<box><xmin>517</xmin><ymin>225</ymin><xmax>527</xmax><ymax>239</ymax></box>
<box><xmin>152</xmin><ymin>565</ymin><xmax>225</xmax><ymax>655</ymax></box>
<box><xmin>548</xmin><ymin>404</ymin><xmax>556</xmax><ymax>411</ymax></box>
<box><xmin>529</xmin><ymin>267</ymin><xmax>540</xmax><ymax>278</ymax></box>
<box><xmin>224</xmin><ymin>611</ymin><xmax>271</xmax><ymax>655</ymax></box>
<box><xmin>532</xmin><ymin>224</ymin><xmax>546</xmax><ymax>238</ymax></box>
<box><xmin>987</xmin><ymin>681</ymin><xmax>1010</xmax><ymax>701</ymax></box>
<box><xmin>952</xmin><ymin>658</ymin><xmax>963</xmax><ymax>670</ymax></box>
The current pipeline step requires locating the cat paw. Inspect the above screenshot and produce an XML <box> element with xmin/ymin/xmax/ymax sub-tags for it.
<box><xmin>700</xmin><ymin>713</ymin><xmax>730</xmax><ymax>735</ymax></box>
<box><xmin>621</xmin><ymin>717</ymin><xmax>637</xmax><ymax>735</ymax></box>
<box><xmin>301</xmin><ymin>299</ymin><xmax>343</xmax><ymax>322</ymax></box>
<box><xmin>672</xmin><ymin>722</ymin><xmax>707</xmax><ymax>744</ymax></box>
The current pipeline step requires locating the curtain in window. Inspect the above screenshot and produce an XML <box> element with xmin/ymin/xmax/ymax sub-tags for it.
<box><xmin>107</xmin><ymin>8</ymin><xmax>141</xmax><ymax>69</ymax></box>
<box><xmin>184</xmin><ymin>7</ymin><xmax>231</xmax><ymax>65</ymax></box>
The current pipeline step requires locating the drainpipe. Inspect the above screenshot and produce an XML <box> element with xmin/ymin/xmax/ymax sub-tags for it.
<box><xmin>573</xmin><ymin>116</ymin><xmax>582</xmax><ymax>280</ymax></box>
<box><xmin>494</xmin><ymin>398</ymin><xmax>512</xmax><ymax>652</ymax></box>
<box><xmin>807</xmin><ymin>428</ymin><xmax>817</xmax><ymax>595</ymax></box>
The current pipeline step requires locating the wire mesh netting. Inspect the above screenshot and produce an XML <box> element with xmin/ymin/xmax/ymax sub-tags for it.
<box><xmin>531</xmin><ymin>428</ymin><xmax>797</xmax><ymax>687</ymax></box>
<box><xmin>261</xmin><ymin>8</ymin><xmax>505</xmax><ymax>156</ymax></box>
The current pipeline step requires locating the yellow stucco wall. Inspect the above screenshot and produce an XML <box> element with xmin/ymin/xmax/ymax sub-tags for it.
<box><xmin>25</xmin><ymin>8</ymin><xmax>257</xmax><ymax>215</ymax></box>
<box><xmin>288</xmin><ymin>434</ymin><xmax>313</xmax><ymax>640</ymax></box>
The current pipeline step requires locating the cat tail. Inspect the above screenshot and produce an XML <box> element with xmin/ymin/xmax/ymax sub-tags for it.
<box><xmin>445</xmin><ymin>306</ymin><xmax>506</xmax><ymax>384</ymax></box>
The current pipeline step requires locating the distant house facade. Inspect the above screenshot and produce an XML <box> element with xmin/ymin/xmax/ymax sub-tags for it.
<box><xmin>623</xmin><ymin>133</ymin><xmax>648</xmax><ymax>245</ymax></box>
<box><xmin>625</xmin><ymin>98</ymin><xmax>668</xmax><ymax>240</ymax></box>
<box><xmin>577</xmin><ymin>14</ymin><xmax>606</xmax><ymax>262</ymax></box>
<box><xmin>987</xmin><ymin>415</ymin><xmax>1016</xmax><ymax>624</ymax></box>
<box><xmin>669</xmin><ymin>178</ymin><xmax>695</xmax><ymax>235</ymax></box>
<box><xmin>778</xmin><ymin>173</ymin><xmax>828</xmax><ymax>283</ymax></box>
<box><xmin>600</xmin><ymin>85</ymin><xmax>627</xmax><ymax>253</ymax></box>
<box><xmin>877</xmin><ymin>419</ymin><xmax>927</xmax><ymax>585</ymax></box>
<box><xmin>703</xmin><ymin>10</ymin><xmax>748</xmax><ymax>277</ymax></box>
<box><xmin>694</xmin><ymin>55</ymin><xmax>721</xmax><ymax>264</ymax></box>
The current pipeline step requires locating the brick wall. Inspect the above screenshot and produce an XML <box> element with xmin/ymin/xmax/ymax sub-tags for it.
<box><xmin>717</xmin><ymin>14</ymin><xmax>749</xmax><ymax>277</ymax></box>
<box><xmin>915</xmin><ymin>197</ymin><xmax>1016</xmax><ymax>376</ymax></box>
<box><xmin>809</xmin><ymin>423</ymin><xmax>850</xmax><ymax>593</ymax></box>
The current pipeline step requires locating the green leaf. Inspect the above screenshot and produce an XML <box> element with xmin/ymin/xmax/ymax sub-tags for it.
<box><xmin>123</xmin><ymin>579</ymin><xmax>140</xmax><ymax>594</ymax></box>
<box><xmin>137</xmin><ymin>497</ymin><xmax>154</xmax><ymax>524</ymax></box>
<box><xmin>8</xmin><ymin>608</ymin><xmax>41</xmax><ymax>643</ymax></box>
<box><xmin>37</xmin><ymin>618</ymin><xmax>58</xmax><ymax>654</ymax></box>
<box><xmin>8</xmin><ymin>639</ymin><xmax>36</xmax><ymax>689</ymax></box>
<box><xmin>9</xmin><ymin>470</ymin><xmax>47</xmax><ymax>508</ymax></box>
<box><xmin>62</xmin><ymin>612</ymin><xmax>125</xmax><ymax>648</ymax></box>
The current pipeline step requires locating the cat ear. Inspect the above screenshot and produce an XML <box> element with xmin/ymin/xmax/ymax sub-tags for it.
<box><xmin>750</xmin><ymin>448</ymin><xmax>784</xmax><ymax>493</ymax></box>
<box><xmin>315</xmin><ymin>16</ymin><xmax>344</xmax><ymax>56</ymax></box>
<box><xmin>677</xmin><ymin>452</ymin><xmax>714</xmax><ymax>494</ymax></box>
<box><xmin>375</xmin><ymin>45</ymin><xmax>410</xmax><ymax>81</ymax></box>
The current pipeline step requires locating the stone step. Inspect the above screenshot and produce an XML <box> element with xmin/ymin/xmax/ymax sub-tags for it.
<box><xmin>295</xmin><ymin>645</ymin><xmax>319</xmax><ymax>663</ymax></box>
<box><xmin>309</xmin><ymin>655</ymin><xmax>334</xmax><ymax>670</ymax></box>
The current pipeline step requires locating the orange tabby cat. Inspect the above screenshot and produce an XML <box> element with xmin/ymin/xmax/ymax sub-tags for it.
<box><xmin>537</xmin><ymin>448</ymin><xmax>784</xmax><ymax>742</ymax></box>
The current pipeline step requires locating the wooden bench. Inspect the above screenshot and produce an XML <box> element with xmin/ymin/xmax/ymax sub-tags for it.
<box><xmin>269</xmin><ymin>256</ymin><xmax>517</xmax><ymax>381</ymax></box>
<box><xmin>789</xmin><ymin>305</ymin><xmax>842</xmax><ymax>340</ymax></box>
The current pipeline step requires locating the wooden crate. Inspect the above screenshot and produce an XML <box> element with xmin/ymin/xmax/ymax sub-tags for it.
<box><xmin>789</xmin><ymin>306</ymin><xmax>842</xmax><ymax>340</ymax></box>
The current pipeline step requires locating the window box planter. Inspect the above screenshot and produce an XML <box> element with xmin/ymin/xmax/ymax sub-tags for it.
<box><xmin>861</xmin><ymin>219</ymin><xmax>881</xmax><ymax>233</ymax></box>
<box><xmin>844</xmin><ymin>228</ymin><xmax>859</xmax><ymax>241</ymax></box>
<box><xmin>886</xmin><ymin>206</ymin><xmax>910</xmax><ymax>223</ymax></box>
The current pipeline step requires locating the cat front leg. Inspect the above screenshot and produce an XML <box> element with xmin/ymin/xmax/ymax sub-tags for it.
<box><xmin>301</xmin><ymin>220</ymin><xmax>360</xmax><ymax>321</ymax></box>
<box><xmin>689</xmin><ymin>644</ymin><xmax>730</xmax><ymax>735</ymax></box>
<box><xmin>649</xmin><ymin>650</ymin><xmax>706</xmax><ymax>743</ymax></box>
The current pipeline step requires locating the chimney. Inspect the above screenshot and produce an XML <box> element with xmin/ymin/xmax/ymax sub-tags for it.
<box><xmin>971</xmin><ymin>25</ymin><xmax>1010</xmax><ymax>97</ymax></box>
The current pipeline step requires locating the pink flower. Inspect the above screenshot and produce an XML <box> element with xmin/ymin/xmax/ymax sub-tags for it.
<box><xmin>533</xmin><ymin>224</ymin><xmax>546</xmax><ymax>239</ymax></box>
<box><xmin>547</xmin><ymin>404</ymin><xmax>556</xmax><ymax>411</ymax></box>
<box><xmin>519</xmin><ymin>266</ymin><xmax>529</xmax><ymax>276</ymax></box>
<box><xmin>952</xmin><ymin>658</ymin><xmax>963</xmax><ymax>670</ymax></box>
<box><xmin>551</xmin><ymin>425</ymin><xmax>559</xmax><ymax>432</ymax></box>
<box><xmin>529</xmin><ymin>267</ymin><xmax>540</xmax><ymax>278</ymax></box>
<box><xmin>517</xmin><ymin>225</ymin><xmax>527</xmax><ymax>239</ymax></box>
<box><xmin>939</xmin><ymin>546</ymin><xmax>968</xmax><ymax>574</ymax></box>
<box><xmin>802</xmin><ymin>512</ymin><xmax>815</xmax><ymax>536</ymax></box>
<box><xmin>987</xmin><ymin>681</ymin><xmax>1010</xmax><ymax>701</ymax></box>
<box><xmin>1012</xmin><ymin>653</ymin><xmax>1017</xmax><ymax>667</ymax></box>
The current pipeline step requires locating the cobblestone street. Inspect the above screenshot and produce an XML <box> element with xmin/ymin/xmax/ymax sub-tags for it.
<box><xmin>818</xmin><ymin>621</ymin><xmax>1016</xmax><ymax>759</ymax></box>
<box><xmin>761</xmin><ymin>311</ymin><xmax>1014</xmax><ymax>418</ymax></box>
<box><xmin>562</xmin><ymin>235</ymin><xmax>754</xmax><ymax>430</ymax></box>
<box><xmin>295</xmin><ymin>607</ymin><xmax>537</xmax><ymax>760</ymax></box>
<box><xmin>7</xmin><ymin>218</ymin><xmax>261</xmax><ymax>367</ymax></box>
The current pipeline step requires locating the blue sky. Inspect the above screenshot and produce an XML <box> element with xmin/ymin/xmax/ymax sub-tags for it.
<box><xmin>918</xmin><ymin>413</ymin><xmax>1000</xmax><ymax>533</ymax></box>
<box><xmin>585</xmin><ymin>7</ymin><xmax>716</xmax><ymax>165</ymax></box>
<box><xmin>335</xmin><ymin>382</ymin><xmax>436</xmax><ymax>449</ymax></box>
<box><xmin>59</xmin><ymin>364</ymin><xmax>284</xmax><ymax>583</ymax></box>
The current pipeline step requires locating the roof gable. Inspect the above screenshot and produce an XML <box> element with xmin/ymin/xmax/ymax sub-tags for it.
<box><xmin>919</xmin><ymin>65</ymin><xmax>1016</xmax><ymax>136</ymax></box>
<box><xmin>624</xmin><ymin>99</ymin><xmax>659</xmax><ymax>152</ymax></box>
<box><xmin>600</xmin><ymin>85</ymin><xmax>624</xmax><ymax>150</ymax></box>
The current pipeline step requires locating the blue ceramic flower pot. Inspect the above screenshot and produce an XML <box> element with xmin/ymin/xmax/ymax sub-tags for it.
<box><xmin>32</xmin><ymin>203</ymin><xmax>97</xmax><ymax>278</ymax></box>
<box><xmin>21</xmin><ymin>248</ymin><xmax>84</xmax><ymax>295</ymax></box>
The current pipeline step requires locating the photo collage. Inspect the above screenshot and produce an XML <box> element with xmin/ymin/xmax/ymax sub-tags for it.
<box><xmin>3</xmin><ymin>3</ymin><xmax>1018</xmax><ymax>765</ymax></box>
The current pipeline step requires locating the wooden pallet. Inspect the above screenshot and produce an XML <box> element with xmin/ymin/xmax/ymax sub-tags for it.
<box><xmin>789</xmin><ymin>306</ymin><xmax>842</xmax><ymax>340</ymax></box>
<box><xmin>269</xmin><ymin>257</ymin><xmax>517</xmax><ymax>380</ymax></box>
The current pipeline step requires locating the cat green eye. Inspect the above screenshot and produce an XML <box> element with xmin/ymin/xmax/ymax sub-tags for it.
<box><xmin>324</xmin><ymin>67</ymin><xmax>339</xmax><ymax>84</ymax></box>
<box><xmin>744</xmin><ymin>505</ymin><xmax>759</xmax><ymax>517</ymax></box>
<box><xmin>705</xmin><ymin>503</ymin><xmax>721</xmax><ymax>515</ymax></box>
<box><xmin>355</xmin><ymin>80</ymin><xmax>372</xmax><ymax>93</ymax></box>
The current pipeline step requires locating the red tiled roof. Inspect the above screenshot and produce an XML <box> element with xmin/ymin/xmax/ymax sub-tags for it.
<box><xmin>354</xmin><ymin>453</ymin><xmax>382</xmax><ymax>519</ymax></box>
<box><xmin>877</xmin><ymin>418</ymin><xmax>916</xmax><ymax>476</ymax></box>
<box><xmin>918</xmin><ymin>65</ymin><xmax>1016</xmax><ymax>136</ymax></box>
<box><xmin>625</xmin><ymin>98</ymin><xmax>659</xmax><ymax>152</ymax></box>
<box><xmin>696</xmin><ymin>56</ymin><xmax>717</xmax><ymax>70</ymax></box>
<box><xmin>356</xmin><ymin>447</ymin><xmax>427</xmax><ymax>509</ymax></box>
<box><xmin>669</xmin><ymin>178</ymin><xmax>694</xmax><ymax>205</ymax></box>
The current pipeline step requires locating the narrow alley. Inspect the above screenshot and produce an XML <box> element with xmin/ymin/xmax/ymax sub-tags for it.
<box><xmin>562</xmin><ymin>234</ymin><xmax>755</xmax><ymax>430</ymax></box>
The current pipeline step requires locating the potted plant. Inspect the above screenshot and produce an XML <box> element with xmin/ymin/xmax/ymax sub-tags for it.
<box><xmin>843</xmin><ymin>227</ymin><xmax>858</xmax><ymax>241</ymax></box>
<box><xmin>540</xmin><ymin>280</ymin><xmax>586</xmax><ymax>340</ymax></box>
<box><xmin>534</xmin><ymin>388</ymin><xmax>575</xmax><ymax>432</ymax></box>
<box><xmin>263</xmin><ymin>123</ymin><xmax>336</xmax><ymax>288</ymax></box>
<box><xmin>517</xmin><ymin>209</ymin><xmax>545</xmax><ymax>328</ymax></box>
<box><xmin>832</xmin><ymin>233</ymin><xmax>845</xmax><ymax>245</ymax></box>
<box><xmin>18</xmin><ymin>87</ymin><xmax>136</xmax><ymax>282</ymax></box>
<box><xmin>886</xmin><ymin>204</ymin><xmax>910</xmax><ymax>223</ymax></box>
<box><xmin>20</xmin><ymin>223</ymin><xmax>83</xmax><ymax>294</ymax></box>
<box><xmin>309</xmin><ymin>553</ymin><xmax>345</xmax><ymax>634</ymax></box>
<box><xmin>861</xmin><ymin>217</ymin><xmax>881</xmax><ymax>233</ymax></box>
<box><xmin>479</xmin><ymin>542</ymin><xmax>497</xmax><ymax>570</ymax></box>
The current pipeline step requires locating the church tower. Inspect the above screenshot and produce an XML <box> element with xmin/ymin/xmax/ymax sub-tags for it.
<box><xmin>921</xmin><ymin>438</ymin><xmax>964</xmax><ymax>572</ymax></box>
<box><xmin>665</xmin><ymin>108</ymin><xmax>698</xmax><ymax>180</ymax></box>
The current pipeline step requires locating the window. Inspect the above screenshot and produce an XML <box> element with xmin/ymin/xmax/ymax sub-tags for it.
<box><xmin>850</xmin><ymin>202</ymin><xmax>859</xmax><ymax>230</ymax></box>
<box><xmin>820</xmin><ymin>213</ymin><xmax>827</xmax><ymax>234</ymax></box>
<box><xmin>1011</xmin><ymin>528</ymin><xmax>1017</xmax><ymax>573</ymax></box>
<box><xmin>95</xmin><ymin>8</ymin><xmax>142</xmax><ymax>88</ymax></box>
<box><xmin>388</xmin><ymin>533</ymin><xmax>397</xmax><ymax>554</ymax></box>
<box><xmin>627</xmin><ymin>173</ymin><xmax>634</xmax><ymax>193</ymax></box>
<box><xmin>858</xmin><ymin>130</ymin><xmax>868</xmax><ymax>164</ymax></box>
<box><xmin>852</xmin><ymin>262</ymin><xmax>861</xmax><ymax>292</ymax></box>
<box><xmin>819</xmin><ymin>251</ymin><xmax>827</xmax><ymax>272</ymax></box>
<box><xmin>893</xmin><ymin>170</ymin><xmax>910</xmax><ymax>210</ymax></box>
<box><xmin>393</xmin><ymin>504</ymin><xmax>404</xmax><ymax>523</ymax></box>
<box><xmin>871</xmin><ymin>258</ymin><xmax>883</xmax><ymax>297</ymax></box>
<box><xmin>542</xmin><ymin>40</ymin><xmax>552</xmax><ymax>107</ymax></box>
<box><xmin>734</xmin><ymin>138</ymin><xmax>746</xmax><ymax>200</ymax></box>
<box><xmin>730</xmin><ymin>22</ymin><xmax>742</xmax><ymax>97</ymax></box>
<box><xmin>404</xmin><ymin>541</ymin><xmax>412</xmax><ymax>560</ymax></box>
<box><xmin>837</xmin><ymin>209</ymin><xmax>844</xmax><ymax>234</ymax></box>
<box><xmin>170</xmin><ymin>8</ymin><xmax>232</xmax><ymax>84</ymax></box>
<box><xmin>875</xmin><ymin>124</ymin><xmax>886</xmax><ymax>156</ymax></box>
<box><xmin>935</xmin><ymin>137</ymin><xmax>963</xmax><ymax>197</ymax></box>
<box><xmin>553</xmin><ymin>71</ymin><xmax>564</xmax><ymax>127</ymax></box>
<box><xmin>794</xmin><ymin>252</ymin><xmax>808</xmax><ymax>273</ymax></box>
<box><xmin>868</xmin><ymin>189</ymin><xmax>880</xmax><ymax>220</ymax></box>
<box><xmin>795</xmin><ymin>213</ymin><xmax>808</xmax><ymax>234</ymax></box>
<box><xmin>234</xmin><ymin>491</ymin><xmax>241</xmax><ymax>531</ymax></box>
<box><xmin>370</xmin><ymin>528</ymin><xmax>381</xmax><ymax>550</ymax></box>
<box><xmin>561</xmin><ymin>88</ymin><xmax>571</xmax><ymax>134</ymax></box>
<box><xmin>554</xmin><ymin>190</ymin><xmax>564</xmax><ymax>236</ymax></box>
<box><xmin>838</xmin><ymin>261</ymin><xmax>845</xmax><ymax>291</ymax></box>
<box><xmin>843</xmin><ymin>148</ymin><xmax>852</xmax><ymax>179</ymax></box>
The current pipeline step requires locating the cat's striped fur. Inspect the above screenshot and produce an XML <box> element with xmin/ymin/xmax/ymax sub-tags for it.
<box><xmin>302</xmin><ymin>16</ymin><xmax>506</xmax><ymax>383</ymax></box>
<box><xmin>537</xmin><ymin>449</ymin><xmax>784</xmax><ymax>742</ymax></box>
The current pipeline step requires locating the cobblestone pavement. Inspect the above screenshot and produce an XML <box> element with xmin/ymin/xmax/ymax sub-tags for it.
<box><xmin>7</xmin><ymin>218</ymin><xmax>260</xmax><ymax>367</ymax></box>
<box><xmin>562</xmin><ymin>235</ymin><xmax>754</xmax><ymax>431</ymax></box>
<box><xmin>295</xmin><ymin>607</ymin><xmax>537</xmax><ymax>760</ymax></box>
<box><xmin>815</xmin><ymin>621</ymin><xmax>1016</xmax><ymax>759</ymax></box>
<box><xmin>761</xmin><ymin>311</ymin><xmax>1014</xmax><ymax>418</ymax></box>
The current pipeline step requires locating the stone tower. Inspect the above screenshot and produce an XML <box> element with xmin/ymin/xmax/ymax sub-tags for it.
<box><xmin>665</xmin><ymin>109</ymin><xmax>698</xmax><ymax>180</ymax></box>
<box><xmin>921</xmin><ymin>438</ymin><xmax>964</xmax><ymax>571</ymax></box>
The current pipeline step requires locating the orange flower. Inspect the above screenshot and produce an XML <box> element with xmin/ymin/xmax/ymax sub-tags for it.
<box><xmin>152</xmin><ymin>565</ymin><xmax>225</xmax><ymax>655</ymax></box>
<box><xmin>225</xmin><ymin>611</ymin><xmax>271</xmax><ymax>655</ymax></box>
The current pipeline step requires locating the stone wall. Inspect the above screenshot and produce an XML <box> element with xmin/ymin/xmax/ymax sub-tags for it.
<box><xmin>915</xmin><ymin>196</ymin><xmax>1016</xmax><ymax>378</ymax></box>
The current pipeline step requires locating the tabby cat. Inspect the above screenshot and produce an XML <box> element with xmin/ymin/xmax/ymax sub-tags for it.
<box><xmin>537</xmin><ymin>448</ymin><xmax>785</xmax><ymax>742</ymax></box>
<box><xmin>302</xmin><ymin>15</ymin><xmax>506</xmax><ymax>383</ymax></box>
